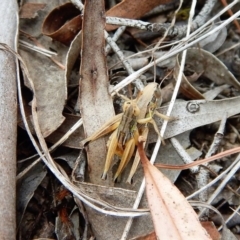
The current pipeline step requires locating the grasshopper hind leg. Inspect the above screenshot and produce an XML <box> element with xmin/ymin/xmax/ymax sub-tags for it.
<box><xmin>113</xmin><ymin>138</ymin><xmax>136</xmax><ymax>182</ymax></box>
<box><xmin>101</xmin><ymin>129</ymin><xmax>118</xmax><ymax>179</ymax></box>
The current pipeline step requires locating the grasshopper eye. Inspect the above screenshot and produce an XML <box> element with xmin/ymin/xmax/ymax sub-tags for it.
<box><xmin>123</xmin><ymin>101</ymin><xmax>131</xmax><ymax>111</ymax></box>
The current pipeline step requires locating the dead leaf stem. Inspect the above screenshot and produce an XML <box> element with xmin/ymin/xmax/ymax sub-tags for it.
<box><xmin>155</xmin><ymin>145</ymin><xmax>240</xmax><ymax>170</ymax></box>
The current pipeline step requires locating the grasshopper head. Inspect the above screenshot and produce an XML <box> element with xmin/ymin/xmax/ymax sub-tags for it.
<box><xmin>123</xmin><ymin>100</ymin><xmax>140</xmax><ymax>116</ymax></box>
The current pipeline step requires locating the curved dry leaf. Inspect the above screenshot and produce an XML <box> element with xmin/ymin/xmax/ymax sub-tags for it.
<box><xmin>42</xmin><ymin>2</ymin><xmax>82</xmax><ymax>45</ymax></box>
<box><xmin>19</xmin><ymin>1</ymin><xmax>68</xmax><ymax>137</ymax></box>
<box><xmin>174</xmin><ymin>48</ymin><xmax>240</xmax><ymax>100</ymax></box>
<box><xmin>19</xmin><ymin>48</ymin><xmax>67</xmax><ymax>137</ymax></box>
<box><xmin>185</xmin><ymin>48</ymin><xmax>240</xmax><ymax>90</ymax></box>
<box><xmin>138</xmin><ymin>138</ymin><xmax>212</xmax><ymax>240</ymax></box>
<box><xmin>106</xmin><ymin>0</ymin><xmax>173</xmax><ymax>31</ymax></box>
<box><xmin>174</xmin><ymin>52</ymin><xmax>205</xmax><ymax>100</ymax></box>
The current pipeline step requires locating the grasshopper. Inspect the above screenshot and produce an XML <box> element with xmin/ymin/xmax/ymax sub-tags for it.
<box><xmin>80</xmin><ymin>82</ymin><xmax>172</xmax><ymax>181</ymax></box>
<box><xmin>126</xmin><ymin>83</ymin><xmax>171</xmax><ymax>183</ymax></box>
<box><xmin>104</xmin><ymin>97</ymin><xmax>140</xmax><ymax>180</ymax></box>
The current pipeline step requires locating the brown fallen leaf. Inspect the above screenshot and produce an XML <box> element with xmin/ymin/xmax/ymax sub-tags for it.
<box><xmin>42</xmin><ymin>2</ymin><xmax>82</xmax><ymax>45</ymax></box>
<box><xmin>137</xmin><ymin>137</ymin><xmax>212</xmax><ymax>240</ymax></box>
<box><xmin>106</xmin><ymin>0</ymin><xmax>173</xmax><ymax>31</ymax></box>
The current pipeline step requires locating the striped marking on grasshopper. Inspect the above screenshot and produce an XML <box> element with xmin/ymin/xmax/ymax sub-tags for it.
<box><xmin>103</xmin><ymin>97</ymin><xmax>140</xmax><ymax>180</ymax></box>
<box><xmin>116</xmin><ymin>100</ymin><xmax>140</xmax><ymax>151</ymax></box>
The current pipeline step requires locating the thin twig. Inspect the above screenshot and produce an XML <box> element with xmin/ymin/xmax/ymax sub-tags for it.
<box><xmin>105</xmin><ymin>31</ymin><xmax>144</xmax><ymax>91</ymax></box>
<box><xmin>151</xmin><ymin>0</ymin><xmax>183</xmax><ymax>53</ymax></box>
<box><xmin>20</xmin><ymin>31</ymin><xmax>65</xmax><ymax>70</ymax></box>
<box><xmin>187</xmin><ymin>154</ymin><xmax>240</xmax><ymax>200</ymax></box>
<box><xmin>199</xmin><ymin>152</ymin><xmax>240</xmax><ymax>218</ymax></box>
<box><xmin>105</xmin><ymin>26</ymin><xmax>126</xmax><ymax>54</ymax></box>
<box><xmin>170</xmin><ymin>137</ymin><xmax>199</xmax><ymax>173</ymax></box>
<box><xmin>197</xmin><ymin>113</ymin><xmax>227</xmax><ymax>217</ymax></box>
<box><xmin>219</xmin><ymin>204</ymin><xmax>240</xmax><ymax>231</ymax></box>
<box><xmin>106</xmin><ymin>0</ymin><xmax>217</xmax><ymax>39</ymax></box>
<box><xmin>19</xmin><ymin>40</ymin><xmax>57</xmax><ymax>57</ymax></box>
<box><xmin>221</xmin><ymin>0</ymin><xmax>240</xmax><ymax>32</ymax></box>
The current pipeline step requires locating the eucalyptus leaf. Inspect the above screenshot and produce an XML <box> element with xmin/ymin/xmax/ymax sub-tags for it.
<box><xmin>150</xmin><ymin>96</ymin><xmax>240</xmax><ymax>141</ymax></box>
